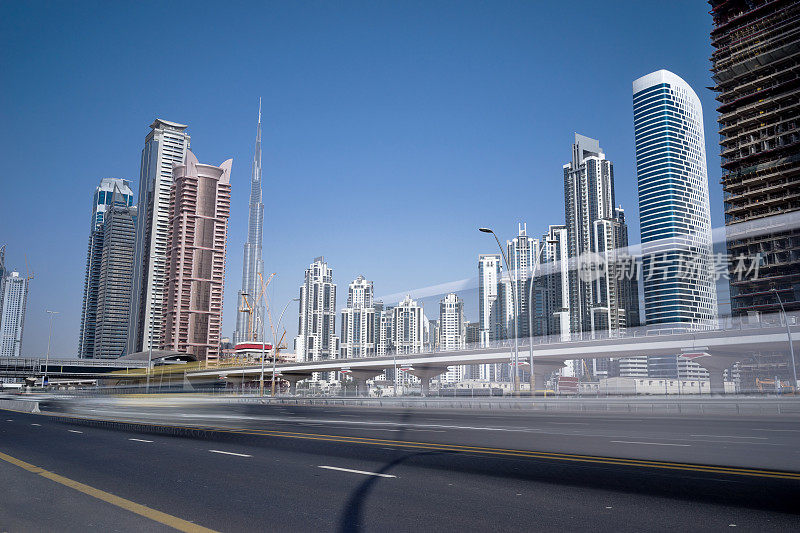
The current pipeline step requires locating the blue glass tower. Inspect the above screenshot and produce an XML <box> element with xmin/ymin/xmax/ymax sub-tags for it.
<box><xmin>633</xmin><ymin>70</ymin><xmax>718</xmax><ymax>330</ymax></box>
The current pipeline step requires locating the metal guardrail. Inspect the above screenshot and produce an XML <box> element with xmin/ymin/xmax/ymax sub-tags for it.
<box><xmin>230</xmin><ymin>395</ymin><xmax>800</xmax><ymax>416</ymax></box>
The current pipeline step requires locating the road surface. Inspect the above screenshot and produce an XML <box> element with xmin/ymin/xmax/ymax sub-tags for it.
<box><xmin>0</xmin><ymin>399</ymin><xmax>797</xmax><ymax>531</ymax></box>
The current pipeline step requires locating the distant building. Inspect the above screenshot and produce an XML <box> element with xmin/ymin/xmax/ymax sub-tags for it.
<box><xmin>506</xmin><ymin>224</ymin><xmax>540</xmax><ymax>340</ymax></box>
<box><xmin>633</xmin><ymin>70</ymin><xmax>718</xmax><ymax>330</ymax></box>
<box><xmin>392</xmin><ymin>295</ymin><xmax>426</xmax><ymax>355</ymax></box>
<box><xmin>563</xmin><ymin>134</ymin><xmax>638</xmax><ymax>338</ymax></box>
<box><xmin>93</xmin><ymin>188</ymin><xmax>138</xmax><ymax>358</ymax></box>
<box><xmin>234</xmin><ymin>104</ymin><xmax>265</xmax><ymax>345</ymax></box>
<box><xmin>129</xmin><ymin>119</ymin><xmax>191</xmax><ymax>355</ymax></box>
<box><xmin>294</xmin><ymin>257</ymin><xmax>339</xmax><ymax>368</ymax></box>
<box><xmin>161</xmin><ymin>151</ymin><xmax>232</xmax><ymax>363</ymax></box>
<box><xmin>439</xmin><ymin>293</ymin><xmax>466</xmax><ymax>351</ymax></box>
<box><xmin>0</xmin><ymin>271</ymin><xmax>29</xmax><ymax>358</ymax></box>
<box><xmin>539</xmin><ymin>225</ymin><xmax>570</xmax><ymax>339</ymax></box>
<box><xmin>438</xmin><ymin>293</ymin><xmax>466</xmax><ymax>383</ymax></box>
<box><xmin>465</xmin><ymin>321</ymin><xmax>480</xmax><ymax>346</ymax></box>
<box><xmin>78</xmin><ymin>178</ymin><xmax>134</xmax><ymax>358</ymax></box>
<box><xmin>340</xmin><ymin>275</ymin><xmax>378</xmax><ymax>358</ymax></box>
<box><xmin>478</xmin><ymin>254</ymin><xmax>502</xmax><ymax>347</ymax></box>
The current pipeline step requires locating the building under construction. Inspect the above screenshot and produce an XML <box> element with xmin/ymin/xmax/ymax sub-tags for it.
<box><xmin>710</xmin><ymin>0</ymin><xmax>800</xmax><ymax>387</ymax></box>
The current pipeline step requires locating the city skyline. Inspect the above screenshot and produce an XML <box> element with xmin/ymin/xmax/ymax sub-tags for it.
<box><xmin>0</xmin><ymin>1</ymin><xmax>724</xmax><ymax>357</ymax></box>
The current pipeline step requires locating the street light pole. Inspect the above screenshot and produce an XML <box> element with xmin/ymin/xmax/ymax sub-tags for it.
<box><xmin>479</xmin><ymin>227</ymin><xmax>520</xmax><ymax>395</ymax></box>
<box><xmin>43</xmin><ymin>310</ymin><xmax>59</xmax><ymax>388</ymax></box>
<box><xmin>772</xmin><ymin>288</ymin><xmax>798</xmax><ymax>391</ymax></box>
<box><xmin>527</xmin><ymin>241</ymin><xmax>554</xmax><ymax>392</ymax></box>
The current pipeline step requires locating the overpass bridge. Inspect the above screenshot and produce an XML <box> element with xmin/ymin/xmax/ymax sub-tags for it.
<box><xmin>188</xmin><ymin>319</ymin><xmax>800</xmax><ymax>394</ymax></box>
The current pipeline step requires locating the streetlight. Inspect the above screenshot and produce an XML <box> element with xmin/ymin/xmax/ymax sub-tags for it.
<box><xmin>479</xmin><ymin>227</ymin><xmax>521</xmax><ymax>394</ymax></box>
<box><xmin>771</xmin><ymin>287</ymin><xmax>798</xmax><ymax>391</ymax></box>
<box><xmin>266</xmin><ymin>297</ymin><xmax>300</xmax><ymax>396</ymax></box>
<box><xmin>43</xmin><ymin>310</ymin><xmax>59</xmax><ymax>389</ymax></box>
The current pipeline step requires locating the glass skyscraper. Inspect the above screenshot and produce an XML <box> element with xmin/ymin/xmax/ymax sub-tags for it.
<box><xmin>633</xmin><ymin>70</ymin><xmax>718</xmax><ymax>330</ymax></box>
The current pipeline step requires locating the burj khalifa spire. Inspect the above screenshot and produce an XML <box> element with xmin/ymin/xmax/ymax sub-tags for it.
<box><xmin>234</xmin><ymin>99</ymin><xmax>265</xmax><ymax>344</ymax></box>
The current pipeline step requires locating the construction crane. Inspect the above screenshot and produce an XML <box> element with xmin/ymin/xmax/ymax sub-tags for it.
<box><xmin>756</xmin><ymin>377</ymin><xmax>795</xmax><ymax>394</ymax></box>
<box><xmin>238</xmin><ymin>273</ymin><xmax>275</xmax><ymax>345</ymax></box>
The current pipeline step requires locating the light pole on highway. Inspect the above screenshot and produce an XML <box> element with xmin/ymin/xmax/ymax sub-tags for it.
<box><xmin>479</xmin><ymin>227</ymin><xmax>520</xmax><ymax>394</ymax></box>
<box><xmin>771</xmin><ymin>287</ymin><xmax>798</xmax><ymax>391</ymax></box>
<box><xmin>43</xmin><ymin>310</ymin><xmax>59</xmax><ymax>388</ymax></box>
<box><xmin>527</xmin><ymin>240</ymin><xmax>555</xmax><ymax>392</ymax></box>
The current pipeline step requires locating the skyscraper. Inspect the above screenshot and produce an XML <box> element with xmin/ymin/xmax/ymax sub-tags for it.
<box><xmin>710</xmin><ymin>0</ymin><xmax>800</xmax><ymax>317</ymax></box>
<box><xmin>161</xmin><ymin>151</ymin><xmax>232</xmax><ymax>363</ymax></box>
<box><xmin>506</xmin><ymin>223</ymin><xmax>540</xmax><ymax>339</ymax></box>
<box><xmin>0</xmin><ymin>271</ymin><xmax>29</xmax><ymax>358</ymax></box>
<box><xmin>633</xmin><ymin>70</ymin><xmax>718</xmax><ymax>330</ymax></box>
<box><xmin>234</xmin><ymin>102</ymin><xmax>265</xmax><ymax>345</ymax></box>
<box><xmin>294</xmin><ymin>257</ymin><xmax>339</xmax><ymax>364</ymax></box>
<box><xmin>129</xmin><ymin>119</ymin><xmax>191</xmax><ymax>354</ymax></box>
<box><xmin>392</xmin><ymin>295</ymin><xmax>426</xmax><ymax>355</ymax></box>
<box><xmin>340</xmin><ymin>275</ymin><xmax>378</xmax><ymax>358</ymax></box>
<box><xmin>539</xmin><ymin>225</ymin><xmax>570</xmax><ymax>338</ymax></box>
<box><xmin>478</xmin><ymin>254</ymin><xmax>502</xmax><ymax>347</ymax></box>
<box><xmin>439</xmin><ymin>293</ymin><xmax>466</xmax><ymax>351</ymax></box>
<box><xmin>93</xmin><ymin>188</ymin><xmax>137</xmax><ymax>359</ymax></box>
<box><xmin>438</xmin><ymin>293</ymin><xmax>466</xmax><ymax>384</ymax></box>
<box><xmin>563</xmin><ymin>134</ymin><xmax>637</xmax><ymax>336</ymax></box>
<box><xmin>78</xmin><ymin>178</ymin><xmax>134</xmax><ymax>358</ymax></box>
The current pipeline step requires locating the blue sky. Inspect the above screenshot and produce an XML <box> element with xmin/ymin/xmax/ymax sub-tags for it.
<box><xmin>0</xmin><ymin>1</ymin><xmax>721</xmax><ymax>357</ymax></box>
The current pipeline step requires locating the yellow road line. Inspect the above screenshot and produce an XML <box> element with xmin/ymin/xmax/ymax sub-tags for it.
<box><xmin>0</xmin><ymin>450</ymin><xmax>217</xmax><ymax>533</ymax></box>
<box><xmin>36</xmin><ymin>411</ymin><xmax>800</xmax><ymax>481</ymax></box>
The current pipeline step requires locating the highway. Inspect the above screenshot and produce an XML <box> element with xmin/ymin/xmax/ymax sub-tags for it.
<box><xmin>1</xmin><ymin>399</ymin><xmax>799</xmax><ymax>531</ymax></box>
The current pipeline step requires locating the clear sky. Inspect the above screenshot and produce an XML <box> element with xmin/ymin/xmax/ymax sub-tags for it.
<box><xmin>0</xmin><ymin>0</ymin><xmax>721</xmax><ymax>357</ymax></box>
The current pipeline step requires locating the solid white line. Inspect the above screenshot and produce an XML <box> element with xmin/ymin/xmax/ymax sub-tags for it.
<box><xmin>691</xmin><ymin>434</ymin><xmax>767</xmax><ymax>440</ymax></box>
<box><xmin>209</xmin><ymin>449</ymin><xmax>252</xmax><ymax>457</ymax></box>
<box><xmin>318</xmin><ymin>465</ymin><xmax>396</xmax><ymax>478</ymax></box>
<box><xmin>611</xmin><ymin>440</ymin><xmax>690</xmax><ymax>447</ymax></box>
<box><xmin>128</xmin><ymin>438</ymin><xmax>153</xmax><ymax>443</ymax></box>
<box><xmin>31</xmin><ymin>423</ymin><xmax>41</xmax><ymax>427</ymax></box>
<box><xmin>67</xmin><ymin>430</ymin><xmax>83</xmax><ymax>434</ymax></box>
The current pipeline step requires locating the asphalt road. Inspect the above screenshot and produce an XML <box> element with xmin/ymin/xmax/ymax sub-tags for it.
<box><xmin>48</xmin><ymin>397</ymin><xmax>800</xmax><ymax>470</ymax></box>
<box><xmin>0</xmin><ymin>401</ymin><xmax>798</xmax><ymax>532</ymax></box>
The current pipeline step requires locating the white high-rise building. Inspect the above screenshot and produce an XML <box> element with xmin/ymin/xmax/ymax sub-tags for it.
<box><xmin>340</xmin><ymin>275</ymin><xmax>378</xmax><ymax>358</ymax></box>
<box><xmin>633</xmin><ymin>70</ymin><xmax>718</xmax><ymax>330</ymax></box>
<box><xmin>563</xmin><ymin>134</ymin><xmax>638</xmax><ymax>337</ymax></box>
<box><xmin>129</xmin><ymin>119</ymin><xmax>190</xmax><ymax>354</ymax></box>
<box><xmin>294</xmin><ymin>257</ymin><xmax>339</xmax><ymax>367</ymax></box>
<box><xmin>0</xmin><ymin>271</ymin><xmax>29</xmax><ymax>358</ymax></box>
<box><xmin>392</xmin><ymin>295</ymin><xmax>426</xmax><ymax>355</ymax></box>
<box><xmin>478</xmin><ymin>254</ymin><xmax>501</xmax><ymax>347</ymax></box>
<box><xmin>438</xmin><ymin>293</ymin><xmax>466</xmax><ymax>384</ymax></box>
<box><xmin>506</xmin><ymin>223</ymin><xmax>540</xmax><ymax>340</ymax></box>
<box><xmin>439</xmin><ymin>293</ymin><xmax>465</xmax><ymax>351</ymax></box>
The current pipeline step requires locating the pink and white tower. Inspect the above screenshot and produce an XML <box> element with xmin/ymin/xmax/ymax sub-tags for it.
<box><xmin>162</xmin><ymin>151</ymin><xmax>232</xmax><ymax>363</ymax></box>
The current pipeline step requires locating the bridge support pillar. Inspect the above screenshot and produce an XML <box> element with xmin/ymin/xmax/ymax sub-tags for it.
<box><xmin>281</xmin><ymin>373</ymin><xmax>312</xmax><ymax>396</ymax></box>
<box><xmin>690</xmin><ymin>354</ymin><xmax>739</xmax><ymax>395</ymax></box>
<box><xmin>347</xmin><ymin>370</ymin><xmax>383</xmax><ymax>396</ymax></box>
<box><xmin>526</xmin><ymin>360</ymin><xmax>566</xmax><ymax>393</ymax></box>
<box><xmin>405</xmin><ymin>365</ymin><xmax>449</xmax><ymax>396</ymax></box>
